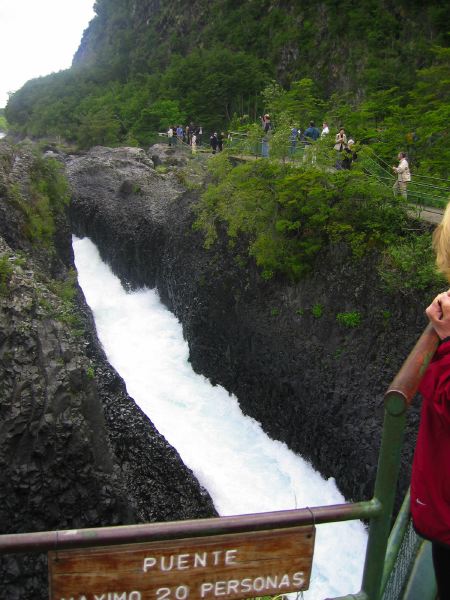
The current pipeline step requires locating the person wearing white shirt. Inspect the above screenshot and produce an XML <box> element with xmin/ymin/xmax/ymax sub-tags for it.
<box><xmin>167</xmin><ymin>127</ymin><xmax>174</xmax><ymax>147</ymax></box>
<box><xmin>392</xmin><ymin>152</ymin><xmax>411</xmax><ymax>198</ymax></box>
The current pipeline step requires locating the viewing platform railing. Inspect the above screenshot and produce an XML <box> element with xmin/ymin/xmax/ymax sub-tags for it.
<box><xmin>0</xmin><ymin>324</ymin><xmax>441</xmax><ymax>599</ymax></box>
<box><xmin>225</xmin><ymin>132</ymin><xmax>450</xmax><ymax>209</ymax></box>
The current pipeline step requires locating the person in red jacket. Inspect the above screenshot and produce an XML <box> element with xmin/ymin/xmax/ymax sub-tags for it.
<box><xmin>411</xmin><ymin>204</ymin><xmax>450</xmax><ymax>597</ymax></box>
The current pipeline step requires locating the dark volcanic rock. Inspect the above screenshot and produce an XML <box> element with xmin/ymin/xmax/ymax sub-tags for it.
<box><xmin>68</xmin><ymin>145</ymin><xmax>429</xmax><ymax>513</ymax></box>
<box><xmin>0</xmin><ymin>142</ymin><xmax>216</xmax><ymax>600</ymax></box>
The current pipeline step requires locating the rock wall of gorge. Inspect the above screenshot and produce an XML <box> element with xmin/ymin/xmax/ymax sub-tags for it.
<box><xmin>68</xmin><ymin>144</ymin><xmax>429</xmax><ymax>513</ymax></box>
<box><xmin>0</xmin><ymin>142</ymin><xmax>216</xmax><ymax>600</ymax></box>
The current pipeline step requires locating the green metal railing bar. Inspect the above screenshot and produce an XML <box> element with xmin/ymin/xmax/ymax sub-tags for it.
<box><xmin>360</xmin><ymin>149</ymin><xmax>449</xmax><ymax>208</ymax></box>
<box><xmin>361</xmin><ymin>398</ymin><xmax>408</xmax><ymax>599</ymax></box>
<box><xmin>363</xmin><ymin>323</ymin><xmax>438</xmax><ymax>600</ymax></box>
<box><xmin>0</xmin><ymin>500</ymin><xmax>381</xmax><ymax>554</ymax></box>
<box><xmin>368</xmin><ymin>150</ymin><xmax>450</xmax><ymax>187</ymax></box>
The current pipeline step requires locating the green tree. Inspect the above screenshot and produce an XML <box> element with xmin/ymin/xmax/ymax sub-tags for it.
<box><xmin>135</xmin><ymin>100</ymin><xmax>186</xmax><ymax>137</ymax></box>
<box><xmin>161</xmin><ymin>48</ymin><xmax>268</xmax><ymax>131</ymax></box>
<box><xmin>195</xmin><ymin>153</ymin><xmax>413</xmax><ymax>281</ymax></box>
<box><xmin>0</xmin><ymin>110</ymin><xmax>7</xmax><ymax>131</ymax></box>
<box><xmin>281</xmin><ymin>78</ymin><xmax>325</xmax><ymax>126</ymax></box>
<box><xmin>77</xmin><ymin>104</ymin><xmax>122</xmax><ymax>148</ymax></box>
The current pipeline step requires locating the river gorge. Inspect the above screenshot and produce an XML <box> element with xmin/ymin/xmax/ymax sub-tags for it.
<box><xmin>0</xmin><ymin>141</ymin><xmax>430</xmax><ymax>599</ymax></box>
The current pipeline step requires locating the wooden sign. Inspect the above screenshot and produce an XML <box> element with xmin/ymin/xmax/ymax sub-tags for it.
<box><xmin>49</xmin><ymin>525</ymin><xmax>315</xmax><ymax>600</ymax></box>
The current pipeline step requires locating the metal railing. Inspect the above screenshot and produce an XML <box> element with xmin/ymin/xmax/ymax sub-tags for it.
<box><xmin>360</xmin><ymin>323</ymin><xmax>439</xmax><ymax>599</ymax></box>
<box><xmin>225</xmin><ymin>131</ymin><xmax>450</xmax><ymax>208</ymax></box>
<box><xmin>0</xmin><ymin>324</ymin><xmax>440</xmax><ymax>599</ymax></box>
<box><xmin>361</xmin><ymin>150</ymin><xmax>450</xmax><ymax>209</ymax></box>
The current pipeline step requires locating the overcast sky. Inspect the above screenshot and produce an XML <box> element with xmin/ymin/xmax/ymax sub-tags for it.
<box><xmin>0</xmin><ymin>0</ymin><xmax>96</xmax><ymax>108</ymax></box>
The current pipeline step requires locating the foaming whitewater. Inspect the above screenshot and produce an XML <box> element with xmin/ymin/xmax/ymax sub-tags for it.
<box><xmin>73</xmin><ymin>236</ymin><xmax>367</xmax><ymax>599</ymax></box>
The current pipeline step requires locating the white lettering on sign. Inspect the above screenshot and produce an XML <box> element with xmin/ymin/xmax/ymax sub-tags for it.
<box><xmin>50</xmin><ymin>526</ymin><xmax>314</xmax><ymax>600</ymax></box>
<box><xmin>93</xmin><ymin>594</ymin><xmax>141</xmax><ymax>600</ymax></box>
<box><xmin>156</xmin><ymin>585</ymin><xmax>190</xmax><ymax>600</ymax></box>
<box><xmin>60</xmin><ymin>593</ymin><xmax>142</xmax><ymax>600</ymax></box>
<box><xmin>143</xmin><ymin>550</ymin><xmax>238</xmax><ymax>573</ymax></box>
<box><xmin>199</xmin><ymin>572</ymin><xmax>305</xmax><ymax>598</ymax></box>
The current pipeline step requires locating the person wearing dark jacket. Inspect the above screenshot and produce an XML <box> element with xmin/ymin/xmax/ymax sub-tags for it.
<box><xmin>210</xmin><ymin>133</ymin><xmax>218</xmax><ymax>154</ymax></box>
<box><xmin>260</xmin><ymin>114</ymin><xmax>271</xmax><ymax>133</ymax></box>
<box><xmin>411</xmin><ymin>202</ymin><xmax>450</xmax><ymax>598</ymax></box>
<box><xmin>217</xmin><ymin>132</ymin><xmax>224</xmax><ymax>152</ymax></box>
<box><xmin>341</xmin><ymin>140</ymin><xmax>357</xmax><ymax>169</ymax></box>
<box><xmin>304</xmin><ymin>121</ymin><xmax>320</xmax><ymax>142</ymax></box>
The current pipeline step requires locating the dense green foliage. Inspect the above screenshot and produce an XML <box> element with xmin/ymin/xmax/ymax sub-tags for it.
<box><xmin>3</xmin><ymin>0</ymin><xmax>447</xmax><ymax>294</ymax></box>
<box><xmin>328</xmin><ymin>47</ymin><xmax>450</xmax><ymax>178</ymax></box>
<box><xmin>379</xmin><ymin>233</ymin><xmax>446</xmax><ymax>294</ymax></box>
<box><xmin>5</xmin><ymin>48</ymin><xmax>267</xmax><ymax>148</ymax></box>
<box><xmin>336</xmin><ymin>312</ymin><xmax>362</xmax><ymax>328</ymax></box>
<box><xmin>0</xmin><ymin>255</ymin><xmax>13</xmax><ymax>295</ymax></box>
<box><xmin>46</xmin><ymin>268</ymin><xmax>84</xmax><ymax>331</ymax></box>
<box><xmin>4</xmin><ymin>0</ymin><xmax>450</xmax><ymax>178</ymax></box>
<box><xmin>3</xmin><ymin>0</ymin><xmax>449</xmax><ymax>292</ymax></box>
<box><xmin>76</xmin><ymin>0</ymin><xmax>449</xmax><ymax>97</ymax></box>
<box><xmin>0</xmin><ymin>109</ymin><xmax>7</xmax><ymax>131</ymax></box>
<box><xmin>8</xmin><ymin>154</ymin><xmax>70</xmax><ymax>248</ymax></box>
<box><xmin>194</xmin><ymin>152</ymin><xmax>443</xmax><ymax>291</ymax></box>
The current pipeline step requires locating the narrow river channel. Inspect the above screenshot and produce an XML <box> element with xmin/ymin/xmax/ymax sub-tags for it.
<box><xmin>73</xmin><ymin>235</ymin><xmax>367</xmax><ymax>599</ymax></box>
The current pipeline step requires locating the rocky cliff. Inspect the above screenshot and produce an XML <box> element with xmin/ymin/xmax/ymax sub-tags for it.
<box><xmin>67</xmin><ymin>144</ymin><xmax>429</xmax><ymax>514</ymax></box>
<box><xmin>0</xmin><ymin>140</ymin><xmax>429</xmax><ymax>598</ymax></box>
<box><xmin>0</xmin><ymin>141</ymin><xmax>216</xmax><ymax>600</ymax></box>
<box><xmin>73</xmin><ymin>0</ymin><xmax>449</xmax><ymax>95</ymax></box>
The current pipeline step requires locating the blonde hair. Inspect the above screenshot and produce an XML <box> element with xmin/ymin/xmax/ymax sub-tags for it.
<box><xmin>433</xmin><ymin>201</ymin><xmax>450</xmax><ymax>281</ymax></box>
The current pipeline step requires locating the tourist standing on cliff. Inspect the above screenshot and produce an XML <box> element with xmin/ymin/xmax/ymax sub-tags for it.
<box><xmin>191</xmin><ymin>132</ymin><xmax>197</xmax><ymax>154</ymax></box>
<box><xmin>333</xmin><ymin>127</ymin><xmax>348</xmax><ymax>169</ymax></box>
<box><xmin>289</xmin><ymin>126</ymin><xmax>299</xmax><ymax>155</ymax></box>
<box><xmin>392</xmin><ymin>151</ymin><xmax>411</xmax><ymax>198</ymax></box>
<box><xmin>334</xmin><ymin>127</ymin><xmax>347</xmax><ymax>151</ymax></box>
<box><xmin>167</xmin><ymin>126</ymin><xmax>174</xmax><ymax>147</ymax></box>
<box><xmin>410</xmin><ymin>202</ymin><xmax>450</xmax><ymax>598</ymax></box>
<box><xmin>260</xmin><ymin>114</ymin><xmax>271</xmax><ymax>133</ymax></box>
<box><xmin>303</xmin><ymin>121</ymin><xmax>320</xmax><ymax>164</ymax></box>
<box><xmin>321</xmin><ymin>122</ymin><xmax>330</xmax><ymax>137</ymax></box>
<box><xmin>210</xmin><ymin>133</ymin><xmax>218</xmax><ymax>154</ymax></box>
<box><xmin>304</xmin><ymin>121</ymin><xmax>320</xmax><ymax>142</ymax></box>
<box><xmin>341</xmin><ymin>139</ymin><xmax>357</xmax><ymax>170</ymax></box>
<box><xmin>217</xmin><ymin>132</ymin><xmax>224</xmax><ymax>152</ymax></box>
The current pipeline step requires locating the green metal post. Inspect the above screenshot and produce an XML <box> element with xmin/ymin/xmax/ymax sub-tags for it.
<box><xmin>360</xmin><ymin>391</ymin><xmax>408</xmax><ymax>600</ymax></box>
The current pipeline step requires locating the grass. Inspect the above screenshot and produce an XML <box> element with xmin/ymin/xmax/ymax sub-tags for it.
<box><xmin>0</xmin><ymin>255</ymin><xmax>13</xmax><ymax>295</ymax></box>
<box><xmin>336</xmin><ymin>311</ymin><xmax>362</xmax><ymax>328</ymax></box>
<box><xmin>312</xmin><ymin>303</ymin><xmax>324</xmax><ymax>318</ymax></box>
<box><xmin>7</xmin><ymin>154</ymin><xmax>70</xmax><ymax>249</ymax></box>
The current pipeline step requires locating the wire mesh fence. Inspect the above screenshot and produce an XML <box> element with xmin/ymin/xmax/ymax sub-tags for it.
<box><xmin>381</xmin><ymin>520</ymin><xmax>422</xmax><ymax>600</ymax></box>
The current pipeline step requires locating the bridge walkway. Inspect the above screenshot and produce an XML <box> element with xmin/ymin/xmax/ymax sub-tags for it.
<box><xmin>221</xmin><ymin>132</ymin><xmax>450</xmax><ymax>224</ymax></box>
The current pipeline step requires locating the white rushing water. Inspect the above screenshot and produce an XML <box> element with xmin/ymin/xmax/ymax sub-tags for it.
<box><xmin>73</xmin><ymin>235</ymin><xmax>367</xmax><ymax>599</ymax></box>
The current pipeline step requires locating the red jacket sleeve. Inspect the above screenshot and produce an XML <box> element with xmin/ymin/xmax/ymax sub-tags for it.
<box><xmin>418</xmin><ymin>339</ymin><xmax>450</xmax><ymax>425</ymax></box>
